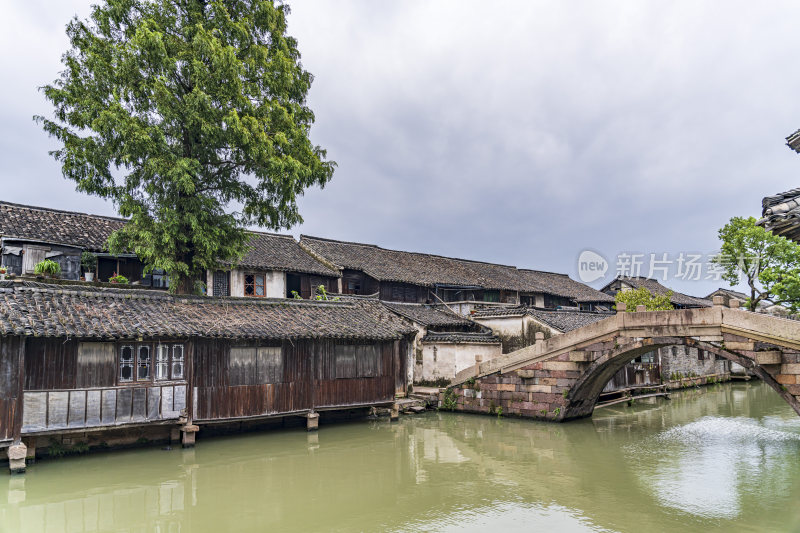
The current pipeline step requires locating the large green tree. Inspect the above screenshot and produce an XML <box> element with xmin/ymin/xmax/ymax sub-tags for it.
<box><xmin>37</xmin><ymin>0</ymin><xmax>334</xmax><ymax>293</ymax></box>
<box><xmin>713</xmin><ymin>216</ymin><xmax>800</xmax><ymax>313</ymax></box>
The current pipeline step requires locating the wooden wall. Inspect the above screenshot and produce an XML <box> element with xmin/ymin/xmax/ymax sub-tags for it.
<box><xmin>379</xmin><ymin>282</ymin><xmax>429</xmax><ymax>303</ymax></box>
<box><xmin>0</xmin><ymin>336</ymin><xmax>23</xmax><ymax>443</ymax></box>
<box><xmin>193</xmin><ymin>338</ymin><xmax>405</xmax><ymax>422</ymax></box>
<box><xmin>9</xmin><ymin>333</ymin><xmax>409</xmax><ymax>435</ymax></box>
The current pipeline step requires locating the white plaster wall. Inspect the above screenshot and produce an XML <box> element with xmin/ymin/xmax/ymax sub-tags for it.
<box><xmin>473</xmin><ymin>316</ymin><xmax>525</xmax><ymax>337</ymax></box>
<box><xmin>265</xmin><ymin>271</ymin><xmax>286</xmax><ymax>298</ymax></box>
<box><xmin>231</xmin><ymin>269</ymin><xmax>245</xmax><ymax>297</ymax></box>
<box><xmin>534</xmin><ymin>294</ymin><xmax>545</xmax><ymax>307</ymax></box>
<box><xmin>417</xmin><ymin>342</ymin><xmax>502</xmax><ymax>383</ymax></box>
<box><xmin>205</xmin><ymin>270</ymin><xmax>214</xmax><ymax>296</ymax></box>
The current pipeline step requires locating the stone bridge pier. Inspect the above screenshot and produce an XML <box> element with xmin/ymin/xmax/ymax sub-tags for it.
<box><xmin>446</xmin><ymin>301</ymin><xmax>800</xmax><ymax>421</ymax></box>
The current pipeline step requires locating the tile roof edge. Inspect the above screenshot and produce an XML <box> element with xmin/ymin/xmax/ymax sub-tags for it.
<box><xmin>0</xmin><ymin>200</ymin><xmax>128</xmax><ymax>223</ymax></box>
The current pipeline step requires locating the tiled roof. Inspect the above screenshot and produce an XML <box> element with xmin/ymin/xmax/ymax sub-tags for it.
<box><xmin>527</xmin><ymin>308</ymin><xmax>613</xmax><ymax>333</ymax></box>
<box><xmin>471</xmin><ymin>306</ymin><xmax>527</xmax><ymax>318</ymax></box>
<box><xmin>0</xmin><ymin>281</ymin><xmax>416</xmax><ymax>341</ymax></box>
<box><xmin>515</xmin><ymin>269</ymin><xmax>615</xmax><ymax>303</ymax></box>
<box><xmin>236</xmin><ymin>232</ymin><xmax>339</xmax><ymax>276</ymax></box>
<box><xmin>299</xmin><ymin>235</ymin><xmax>610</xmax><ymax>300</ymax></box>
<box><xmin>759</xmin><ymin>187</ymin><xmax>800</xmax><ymax>243</ymax></box>
<box><xmin>380</xmin><ymin>301</ymin><xmax>472</xmax><ymax>328</ymax></box>
<box><xmin>420</xmin><ymin>331</ymin><xmax>501</xmax><ymax>344</ymax></box>
<box><xmin>604</xmin><ymin>277</ymin><xmax>711</xmax><ymax>308</ymax></box>
<box><xmin>0</xmin><ymin>201</ymin><xmax>125</xmax><ymax>251</ymax></box>
<box><xmin>472</xmin><ymin>305</ymin><xmax>613</xmax><ymax>332</ymax></box>
<box><xmin>300</xmin><ymin>235</ymin><xmax>505</xmax><ymax>289</ymax></box>
<box><xmin>706</xmin><ymin>288</ymin><xmax>774</xmax><ymax>311</ymax></box>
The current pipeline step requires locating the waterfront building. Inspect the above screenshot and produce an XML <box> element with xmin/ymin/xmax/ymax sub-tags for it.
<box><xmin>0</xmin><ymin>280</ymin><xmax>415</xmax><ymax>471</ymax></box>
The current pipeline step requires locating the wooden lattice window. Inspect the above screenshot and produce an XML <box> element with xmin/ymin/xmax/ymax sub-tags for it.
<box><xmin>244</xmin><ymin>273</ymin><xmax>266</xmax><ymax>297</ymax></box>
<box><xmin>119</xmin><ymin>345</ymin><xmax>135</xmax><ymax>382</ymax></box>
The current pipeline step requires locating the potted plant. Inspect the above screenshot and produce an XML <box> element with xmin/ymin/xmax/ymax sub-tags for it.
<box><xmin>109</xmin><ymin>272</ymin><xmax>129</xmax><ymax>284</ymax></box>
<box><xmin>0</xmin><ymin>266</ymin><xmax>6</xmax><ymax>280</ymax></box>
<box><xmin>80</xmin><ymin>252</ymin><xmax>97</xmax><ymax>282</ymax></box>
<box><xmin>34</xmin><ymin>259</ymin><xmax>61</xmax><ymax>278</ymax></box>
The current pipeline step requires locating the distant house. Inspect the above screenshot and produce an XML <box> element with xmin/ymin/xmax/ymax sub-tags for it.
<box><xmin>601</xmin><ymin>276</ymin><xmax>711</xmax><ymax>309</ymax></box>
<box><xmin>298</xmin><ymin>235</ymin><xmax>614</xmax><ymax>313</ymax></box>
<box><xmin>472</xmin><ymin>306</ymin><xmax>612</xmax><ymax>352</ymax></box>
<box><xmin>206</xmin><ymin>232</ymin><xmax>340</xmax><ymax>299</ymax></box>
<box><xmin>0</xmin><ymin>201</ymin><xmax>167</xmax><ymax>287</ymax></box>
<box><xmin>380</xmin><ymin>301</ymin><xmax>501</xmax><ymax>384</ymax></box>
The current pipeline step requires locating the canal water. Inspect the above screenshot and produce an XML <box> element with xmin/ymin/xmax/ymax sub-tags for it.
<box><xmin>2</xmin><ymin>381</ymin><xmax>800</xmax><ymax>532</ymax></box>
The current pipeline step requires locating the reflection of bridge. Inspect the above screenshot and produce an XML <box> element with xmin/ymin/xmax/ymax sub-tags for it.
<box><xmin>449</xmin><ymin>299</ymin><xmax>800</xmax><ymax>421</ymax></box>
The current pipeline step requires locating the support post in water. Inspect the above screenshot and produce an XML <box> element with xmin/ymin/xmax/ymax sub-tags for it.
<box><xmin>306</xmin><ymin>412</ymin><xmax>320</xmax><ymax>431</ymax></box>
<box><xmin>8</xmin><ymin>443</ymin><xmax>27</xmax><ymax>475</ymax></box>
<box><xmin>24</xmin><ymin>439</ymin><xmax>36</xmax><ymax>464</ymax></box>
<box><xmin>181</xmin><ymin>425</ymin><xmax>199</xmax><ymax>448</ymax></box>
<box><xmin>390</xmin><ymin>403</ymin><xmax>400</xmax><ymax>421</ymax></box>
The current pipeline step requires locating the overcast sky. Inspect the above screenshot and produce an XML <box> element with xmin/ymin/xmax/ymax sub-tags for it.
<box><xmin>2</xmin><ymin>1</ymin><xmax>799</xmax><ymax>296</ymax></box>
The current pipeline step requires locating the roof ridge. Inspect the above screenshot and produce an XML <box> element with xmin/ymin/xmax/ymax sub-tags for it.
<box><xmin>246</xmin><ymin>229</ymin><xmax>295</xmax><ymax>239</ymax></box>
<box><xmin>0</xmin><ymin>200</ymin><xmax>127</xmax><ymax>223</ymax></box>
<box><xmin>301</xmin><ymin>234</ymin><xmax>518</xmax><ymax>269</ymax></box>
<box><xmin>8</xmin><ymin>281</ymin><xmax>358</xmax><ymax>307</ymax></box>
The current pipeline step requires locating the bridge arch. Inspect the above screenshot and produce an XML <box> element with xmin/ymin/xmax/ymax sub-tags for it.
<box><xmin>562</xmin><ymin>337</ymin><xmax>800</xmax><ymax>421</ymax></box>
<box><xmin>446</xmin><ymin>306</ymin><xmax>800</xmax><ymax>422</ymax></box>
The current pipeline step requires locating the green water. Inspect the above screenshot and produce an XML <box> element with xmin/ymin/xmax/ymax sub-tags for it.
<box><xmin>2</xmin><ymin>381</ymin><xmax>800</xmax><ymax>532</ymax></box>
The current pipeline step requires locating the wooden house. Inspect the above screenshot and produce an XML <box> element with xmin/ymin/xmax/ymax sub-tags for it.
<box><xmin>0</xmin><ymin>281</ymin><xmax>415</xmax><ymax>471</ymax></box>
<box><xmin>0</xmin><ymin>202</ymin><xmax>168</xmax><ymax>287</ymax></box>
<box><xmin>298</xmin><ymin>235</ymin><xmax>613</xmax><ymax>314</ymax></box>
<box><xmin>206</xmin><ymin>232</ymin><xmax>340</xmax><ymax>299</ymax></box>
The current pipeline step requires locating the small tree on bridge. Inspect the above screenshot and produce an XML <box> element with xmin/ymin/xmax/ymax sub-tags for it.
<box><xmin>713</xmin><ymin>217</ymin><xmax>800</xmax><ymax>313</ymax></box>
<box><xmin>614</xmin><ymin>287</ymin><xmax>674</xmax><ymax>312</ymax></box>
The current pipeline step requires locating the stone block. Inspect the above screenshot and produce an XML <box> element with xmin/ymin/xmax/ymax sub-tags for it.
<box><xmin>755</xmin><ymin>351</ymin><xmax>783</xmax><ymax>365</ymax></box>
<box><xmin>725</xmin><ymin>341</ymin><xmax>755</xmax><ymax>351</ymax></box>
<box><xmin>516</xmin><ymin>370</ymin><xmax>535</xmax><ymax>378</ymax></box>
<box><xmin>307</xmin><ymin>412</ymin><xmax>321</xmax><ymax>430</ymax></box>
<box><xmin>785</xmin><ymin>384</ymin><xmax>800</xmax><ymax>396</ymax></box>
<box><xmin>8</xmin><ymin>444</ymin><xmax>27</xmax><ymax>474</ymax></box>
<box><xmin>525</xmin><ymin>385</ymin><xmax>552</xmax><ymax>394</ymax></box>
<box><xmin>541</xmin><ymin>361</ymin><xmax>582</xmax><ymax>371</ymax></box>
<box><xmin>569</xmin><ymin>351</ymin><xmax>591</xmax><ymax>362</ymax></box>
<box><xmin>775</xmin><ymin>374</ymin><xmax>796</xmax><ymax>385</ymax></box>
<box><xmin>497</xmin><ymin>384</ymin><xmax>516</xmax><ymax>392</ymax></box>
<box><xmin>781</xmin><ymin>363</ymin><xmax>800</xmax><ymax>375</ymax></box>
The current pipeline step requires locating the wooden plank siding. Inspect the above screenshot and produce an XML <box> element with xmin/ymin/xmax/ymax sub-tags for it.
<box><xmin>8</xmin><ymin>333</ymin><xmax>409</xmax><ymax>434</ymax></box>
<box><xmin>0</xmin><ymin>336</ymin><xmax>24</xmax><ymax>443</ymax></box>
<box><xmin>193</xmin><ymin>338</ymin><xmax>405</xmax><ymax>422</ymax></box>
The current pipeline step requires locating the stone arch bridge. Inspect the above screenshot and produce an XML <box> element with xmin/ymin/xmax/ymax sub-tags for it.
<box><xmin>447</xmin><ymin>300</ymin><xmax>800</xmax><ymax>421</ymax></box>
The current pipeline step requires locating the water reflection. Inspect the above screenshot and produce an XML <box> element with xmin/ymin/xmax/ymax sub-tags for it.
<box><xmin>2</xmin><ymin>382</ymin><xmax>800</xmax><ymax>533</ymax></box>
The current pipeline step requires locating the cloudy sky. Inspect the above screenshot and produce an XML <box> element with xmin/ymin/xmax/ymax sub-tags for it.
<box><xmin>2</xmin><ymin>1</ymin><xmax>799</xmax><ymax>296</ymax></box>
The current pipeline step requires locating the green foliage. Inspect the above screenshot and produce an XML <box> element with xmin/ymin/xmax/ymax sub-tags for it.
<box><xmin>109</xmin><ymin>272</ymin><xmax>129</xmax><ymax>284</ymax></box>
<box><xmin>553</xmin><ymin>407</ymin><xmax>561</xmax><ymax>417</ymax></box>
<box><xmin>614</xmin><ymin>287</ymin><xmax>674</xmax><ymax>312</ymax></box>
<box><xmin>562</xmin><ymin>389</ymin><xmax>569</xmax><ymax>398</ymax></box>
<box><xmin>496</xmin><ymin>406</ymin><xmax>503</xmax><ymax>418</ymax></box>
<box><xmin>34</xmin><ymin>259</ymin><xmax>62</xmax><ymax>277</ymax></box>
<box><xmin>440</xmin><ymin>389</ymin><xmax>457</xmax><ymax>411</ymax></box>
<box><xmin>313</xmin><ymin>285</ymin><xmax>339</xmax><ymax>301</ymax></box>
<box><xmin>37</xmin><ymin>0</ymin><xmax>335</xmax><ymax>293</ymax></box>
<box><xmin>80</xmin><ymin>251</ymin><xmax>97</xmax><ymax>271</ymax></box>
<box><xmin>713</xmin><ymin>216</ymin><xmax>800</xmax><ymax>312</ymax></box>
<box><xmin>290</xmin><ymin>290</ymin><xmax>302</xmax><ymax>300</ymax></box>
